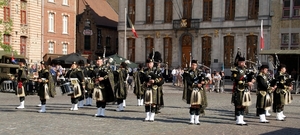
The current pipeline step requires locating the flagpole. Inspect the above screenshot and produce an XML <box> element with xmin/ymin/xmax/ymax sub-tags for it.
<box><xmin>124</xmin><ymin>8</ymin><xmax>127</xmax><ymax>59</ymax></box>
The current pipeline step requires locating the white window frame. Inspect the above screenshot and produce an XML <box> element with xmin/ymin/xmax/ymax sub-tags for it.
<box><xmin>62</xmin><ymin>15</ymin><xmax>68</xmax><ymax>34</ymax></box>
<box><xmin>48</xmin><ymin>13</ymin><xmax>54</xmax><ymax>32</ymax></box>
<box><xmin>49</xmin><ymin>42</ymin><xmax>54</xmax><ymax>54</ymax></box>
<box><xmin>62</xmin><ymin>0</ymin><xmax>68</xmax><ymax>5</ymax></box>
<box><xmin>48</xmin><ymin>0</ymin><xmax>54</xmax><ymax>3</ymax></box>
<box><xmin>62</xmin><ymin>43</ymin><xmax>68</xmax><ymax>54</ymax></box>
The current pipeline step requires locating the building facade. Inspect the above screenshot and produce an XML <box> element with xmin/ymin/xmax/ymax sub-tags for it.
<box><xmin>42</xmin><ymin>0</ymin><xmax>76</xmax><ymax>62</ymax></box>
<box><xmin>262</xmin><ymin>0</ymin><xmax>300</xmax><ymax>73</ymax></box>
<box><xmin>0</xmin><ymin>0</ymin><xmax>42</xmax><ymax>63</ymax></box>
<box><xmin>76</xmin><ymin>0</ymin><xmax>118</xmax><ymax>61</ymax></box>
<box><xmin>118</xmin><ymin>0</ymin><xmax>272</xmax><ymax>72</ymax></box>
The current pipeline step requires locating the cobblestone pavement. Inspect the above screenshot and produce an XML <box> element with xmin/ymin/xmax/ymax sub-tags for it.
<box><xmin>0</xmin><ymin>83</ymin><xmax>299</xmax><ymax>135</ymax></box>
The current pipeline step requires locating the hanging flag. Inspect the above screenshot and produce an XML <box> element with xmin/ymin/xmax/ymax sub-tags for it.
<box><xmin>260</xmin><ymin>20</ymin><xmax>264</xmax><ymax>50</ymax></box>
<box><xmin>11</xmin><ymin>52</ymin><xmax>16</xmax><ymax>64</ymax></box>
<box><xmin>127</xmin><ymin>15</ymin><xmax>138</xmax><ymax>38</ymax></box>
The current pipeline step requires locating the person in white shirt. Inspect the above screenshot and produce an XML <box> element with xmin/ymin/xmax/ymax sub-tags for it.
<box><xmin>171</xmin><ymin>68</ymin><xmax>178</xmax><ymax>86</ymax></box>
<box><xmin>213</xmin><ymin>72</ymin><xmax>222</xmax><ymax>93</ymax></box>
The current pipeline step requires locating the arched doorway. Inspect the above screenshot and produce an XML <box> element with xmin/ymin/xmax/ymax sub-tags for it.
<box><xmin>181</xmin><ymin>35</ymin><xmax>192</xmax><ymax>68</ymax></box>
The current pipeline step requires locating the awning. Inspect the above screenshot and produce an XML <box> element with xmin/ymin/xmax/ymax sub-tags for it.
<box><xmin>259</xmin><ymin>49</ymin><xmax>300</xmax><ymax>55</ymax></box>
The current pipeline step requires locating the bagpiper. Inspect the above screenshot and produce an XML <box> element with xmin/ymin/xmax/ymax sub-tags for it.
<box><xmin>141</xmin><ymin>55</ymin><xmax>164</xmax><ymax>122</ymax></box>
<box><xmin>273</xmin><ymin>64</ymin><xmax>293</xmax><ymax>121</ymax></box>
<box><xmin>83</xmin><ymin>59</ymin><xmax>95</xmax><ymax>106</ymax></box>
<box><xmin>113</xmin><ymin>61</ymin><xmax>129</xmax><ymax>111</ymax></box>
<box><xmin>93</xmin><ymin>56</ymin><xmax>115</xmax><ymax>117</ymax></box>
<box><xmin>256</xmin><ymin>64</ymin><xmax>276</xmax><ymax>123</ymax></box>
<box><xmin>231</xmin><ymin>54</ymin><xmax>255</xmax><ymax>125</ymax></box>
<box><xmin>15</xmin><ymin>59</ymin><xmax>28</xmax><ymax>109</ymax></box>
<box><xmin>37</xmin><ymin>61</ymin><xmax>55</xmax><ymax>113</ymax></box>
<box><xmin>182</xmin><ymin>60</ymin><xmax>209</xmax><ymax>125</ymax></box>
<box><xmin>133</xmin><ymin>64</ymin><xmax>144</xmax><ymax>106</ymax></box>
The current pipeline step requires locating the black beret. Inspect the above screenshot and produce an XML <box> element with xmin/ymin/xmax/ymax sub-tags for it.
<box><xmin>260</xmin><ymin>64</ymin><xmax>269</xmax><ymax>70</ymax></box>
<box><xmin>19</xmin><ymin>59</ymin><xmax>26</xmax><ymax>63</ymax></box>
<box><xmin>72</xmin><ymin>61</ymin><xmax>77</xmax><ymax>65</ymax></box>
<box><xmin>40</xmin><ymin>61</ymin><xmax>46</xmax><ymax>65</ymax></box>
<box><xmin>191</xmin><ymin>60</ymin><xmax>197</xmax><ymax>64</ymax></box>
<box><xmin>238</xmin><ymin>57</ymin><xmax>245</xmax><ymax>61</ymax></box>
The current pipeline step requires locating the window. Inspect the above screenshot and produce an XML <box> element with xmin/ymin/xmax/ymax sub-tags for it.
<box><xmin>127</xmin><ymin>38</ymin><xmax>135</xmax><ymax>62</ymax></box>
<box><xmin>3</xmin><ymin>34</ymin><xmax>10</xmax><ymax>45</ymax></box>
<box><xmin>203</xmin><ymin>0</ymin><xmax>212</xmax><ymax>21</ymax></box>
<box><xmin>84</xmin><ymin>36</ymin><xmax>91</xmax><ymax>50</ymax></box>
<box><xmin>20</xmin><ymin>36</ymin><xmax>27</xmax><ymax>56</ymax></box>
<box><xmin>21</xmin><ymin>0</ymin><xmax>27</xmax><ymax>24</ymax></box>
<box><xmin>48</xmin><ymin>0</ymin><xmax>54</xmax><ymax>2</ymax></box>
<box><xmin>128</xmin><ymin>0</ymin><xmax>135</xmax><ymax>25</ymax></box>
<box><xmin>246</xmin><ymin>35</ymin><xmax>257</xmax><ymax>67</ymax></box>
<box><xmin>146</xmin><ymin>0</ymin><xmax>154</xmax><ymax>24</ymax></box>
<box><xmin>62</xmin><ymin>15</ymin><xmax>68</xmax><ymax>34</ymax></box>
<box><xmin>106</xmin><ymin>37</ymin><xmax>111</xmax><ymax>48</ymax></box>
<box><xmin>224</xmin><ymin>36</ymin><xmax>234</xmax><ymax>68</ymax></box>
<box><xmin>145</xmin><ymin>37</ymin><xmax>154</xmax><ymax>60</ymax></box>
<box><xmin>62</xmin><ymin>0</ymin><xmax>68</xmax><ymax>5</ymax></box>
<box><xmin>281</xmin><ymin>33</ymin><xmax>289</xmax><ymax>50</ymax></box>
<box><xmin>164</xmin><ymin>0</ymin><xmax>173</xmax><ymax>23</ymax></box>
<box><xmin>97</xmin><ymin>29</ymin><xmax>102</xmax><ymax>49</ymax></box>
<box><xmin>291</xmin><ymin>33</ymin><xmax>299</xmax><ymax>44</ymax></box>
<box><xmin>163</xmin><ymin>37</ymin><xmax>172</xmax><ymax>65</ymax></box>
<box><xmin>3</xmin><ymin>6</ymin><xmax>10</xmax><ymax>22</ymax></box>
<box><xmin>283</xmin><ymin>0</ymin><xmax>290</xmax><ymax>17</ymax></box>
<box><xmin>202</xmin><ymin>36</ymin><xmax>212</xmax><ymax>67</ymax></box>
<box><xmin>48</xmin><ymin>42</ymin><xmax>54</xmax><ymax>54</ymax></box>
<box><xmin>248</xmin><ymin>0</ymin><xmax>259</xmax><ymax>19</ymax></box>
<box><xmin>293</xmin><ymin>0</ymin><xmax>300</xmax><ymax>17</ymax></box>
<box><xmin>225</xmin><ymin>0</ymin><xmax>235</xmax><ymax>20</ymax></box>
<box><xmin>62</xmin><ymin>43</ymin><xmax>67</xmax><ymax>54</ymax></box>
<box><xmin>48</xmin><ymin>13</ymin><xmax>54</xmax><ymax>32</ymax></box>
<box><xmin>183</xmin><ymin>0</ymin><xmax>192</xmax><ymax>27</ymax></box>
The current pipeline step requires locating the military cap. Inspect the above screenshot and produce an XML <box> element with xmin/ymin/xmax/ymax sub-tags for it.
<box><xmin>191</xmin><ymin>60</ymin><xmax>198</xmax><ymax>64</ymax></box>
<box><xmin>40</xmin><ymin>61</ymin><xmax>46</xmax><ymax>65</ymax></box>
<box><xmin>146</xmin><ymin>58</ymin><xmax>154</xmax><ymax>63</ymax></box>
<box><xmin>278</xmin><ymin>64</ymin><xmax>286</xmax><ymax>70</ymax></box>
<box><xmin>19</xmin><ymin>59</ymin><xmax>26</xmax><ymax>63</ymax></box>
<box><xmin>260</xmin><ymin>64</ymin><xmax>269</xmax><ymax>70</ymax></box>
<box><xmin>238</xmin><ymin>57</ymin><xmax>245</xmax><ymax>61</ymax></box>
<box><xmin>95</xmin><ymin>56</ymin><xmax>102</xmax><ymax>61</ymax></box>
<box><xmin>72</xmin><ymin>61</ymin><xmax>78</xmax><ymax>65</ymax></box>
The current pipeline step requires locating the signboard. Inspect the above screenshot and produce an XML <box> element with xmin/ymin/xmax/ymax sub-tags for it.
<box><xmin>83</xmin><ymin>29</ymin><xmax>93</xmax><ymax>35</ymax></box>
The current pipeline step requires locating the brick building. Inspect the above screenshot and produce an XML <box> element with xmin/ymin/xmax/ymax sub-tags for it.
<box><xmin>76</xmin><ymin>0</ymin><xmax>118</xmax><ymax>61</ymax></box>
<box><xmin>42</xmin><ymin>0</ymin><xmax>76</xmax><ymax>63</ymax></box>
<box><xmin>0</xmin><ymin>0</ymin><xmax>42</xmax><ymax>63</ymax></box>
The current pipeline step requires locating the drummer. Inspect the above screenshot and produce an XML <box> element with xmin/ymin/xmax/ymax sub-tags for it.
<box><xmin>65</xmin><ymin>61</ymin><xmax>85</xmax><ymax>111</ymax></box>
<box><xmin>37</xmin><ymin>61</ymin><xmax>55</xmax><ymax>113</ymax></box>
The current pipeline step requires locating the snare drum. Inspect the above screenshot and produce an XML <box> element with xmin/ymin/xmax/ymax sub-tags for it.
<box><xmin>60</xmin><ymin>82</ymin><xmax>74</xmax><ymax>95</ymax></box>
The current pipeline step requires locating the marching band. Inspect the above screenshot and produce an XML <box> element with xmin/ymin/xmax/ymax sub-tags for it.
<box><xmin>8</xmin><ymin>50</ymin><xmax>296</xmax><ymax>126</ymax></box>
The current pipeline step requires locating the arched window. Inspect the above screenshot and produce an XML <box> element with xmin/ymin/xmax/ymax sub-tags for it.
<box><xmin>145</xmin><ymin>37</ymin><xmax>154</xmax><ymax>60</ymax></box>
<box><xmin>202</xmin><ymin>36</ymin><xmax>212</xmax><ymax>67</ymax></box>
<box><xmin>224</xmin><ymin>36</ymin><xmax>234</xmax><ymax>68</ymax></box>
<box><xmin>247</xmin><ymin>35</ymin><xmax>258</xmax><ymax>65</ymax></box>
<box><xmin>127</xmin><ymin>38</ymin><xmax>135</xmax><ymax>62</ymax></box>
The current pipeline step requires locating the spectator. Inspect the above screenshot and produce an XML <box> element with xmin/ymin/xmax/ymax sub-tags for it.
<box><xmin>176</xmin><ymin>67</ymin><xmax>183</xmax><ymax>87</ymax></box>
<box><xmin>171</xmin><ymin>68</ymin><xmax>178</xmax><ymax>86</ymax></box>
<box><xmin>220</xmin><ymin>71</ymin><xmax>225</xmax><ymax>93</ymax></box>
<box><xmin>213</xmin><ymin>72</ymin><xmax>222</xmax><ymax>93</ymax></box>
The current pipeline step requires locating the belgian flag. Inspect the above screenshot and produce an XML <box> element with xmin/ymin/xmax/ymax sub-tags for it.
<box><xmin>127</xmin><ymin>16</ymin><xmax>138</xmax><ymax>38</ymax></box>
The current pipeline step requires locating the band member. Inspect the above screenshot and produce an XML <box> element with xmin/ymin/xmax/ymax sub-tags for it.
<box><xmin>83</xmin><ymin>60</ymin><xmax>95</xmax><ymax>106</ymax></box>
<box><xmin>141</xmin><ymin>57</ymin><xmax>164</xmax><ymax>122</ymax></box>
<box><xmin>114</xmin><ymin>62</ymin><xmax>129</xmax><ymax>111</ymax></box>
<box><xmin>37</xmin><ymin>61</ymin><xmax>55</xmax><ymax>113</ymax></box>
<box><xmin>93</xmin><ymin>56</ymin><xmax>115</xmax><ymax>117</ymax></box>
<box><xmin>273</xmin><ymin>64</ymin><xmax>293</xmax><ymax>121</ymax></box>
<box><xmin>182</xmin><ymin>60</ymin><xmax>209</xmax><ymax>125</ymax></box>
<box><xmin>65</xmin><ymin>61</ymin><xmax>85</xmax><ymax>111</ymax></box>
<box><xmin>231</xmin><ymin>56</ymin><xmax>255</xmax><ymax>125</ymax></box>
<box><xmin>15</xmin><ymin>59</ymin><xmax>28</xmax><ymax>109</ymax></box>
<box><xmin>133</xmin><ymin>64</ymin><xmax>144</xmax><ymax>106</ymax></box>
<box><xmin>256</xmin><ymin>65</ymin><xmax>276</xmax><ymax>123</ymax></box>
